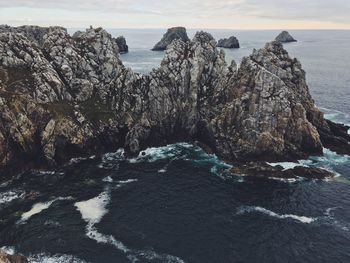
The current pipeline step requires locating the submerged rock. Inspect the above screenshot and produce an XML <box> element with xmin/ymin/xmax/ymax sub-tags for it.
<box><xmin>151</xmin><ymin>26</ymin><xmax>190</xmax><ymax>51</ymax></box>
<box><xmin>115</xmin><ymin>36</ymin><xmax>129</xmax><ymax>53</ymax></box>
<box><xmin>0</xmin><ymin>25</ymin><xmax>348</xmax><ymax>179</ymax></box>
<box><xmin>275</xmin><ymin>31</ymin><xmax>297</xmax><ymax>43</ymax></box>
<box><xmin>217</xmin><ymin>36</ymin><xmax>240</xmax><ymax>48</ymax></box>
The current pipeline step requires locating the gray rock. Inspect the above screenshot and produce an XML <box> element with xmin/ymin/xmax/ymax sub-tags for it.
<box><xmin>0</xmin><ymin>25</ymin><xmax>348</xmax><ymax>179</ymax></box>
<box><xmin>115</xmin><ymin>36</ymin><xmax>129</xmax><ymax>53</ymax></box>
<box><xmin>152</xmin><ymin>27</ymin><xmax>190</xmax><ymax>51</ymax></box>
<box><xmin>275</xmin><ymin>31</ymin><xmax>297</xmax><ymax>43</ymax></box>
<box><xmin>217</xmin><ymin>36</ymin><xmax>240</xmax><ymax>48</ymax></box>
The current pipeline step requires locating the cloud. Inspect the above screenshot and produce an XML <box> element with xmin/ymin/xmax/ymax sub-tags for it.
<box><xmin>0</xmin><ymin>0</ymin><xmax>349</xmax><ymax>28</ymax></box>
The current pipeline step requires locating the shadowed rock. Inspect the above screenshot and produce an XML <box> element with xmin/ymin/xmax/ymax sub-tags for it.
<box><xmin>152</xmin><ymin>26</ymin><xmax>190</xmax><ymax>51</ymax></box>
<box><xmin>275</xmin><ymin>31</ymin><xmax>297</xmax><ymax>43</ymax></box>
<box><xmin>115</xmin><ymin>36</ymin><xmax>128</xmax><ymax>53</ymax></box>
<box><xmin>217</xmin><ymin>36</ymin><xmax>240</xmax><ymax>48</ymax></box>
<box><xmin>0</xmin><ymin>25</ymin><xmax>348</xmax><ymax>179</ymax></box>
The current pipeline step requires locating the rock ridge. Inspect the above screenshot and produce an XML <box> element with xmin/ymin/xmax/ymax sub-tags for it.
<box><xmin>0</xmin><ymin>25</ymin><xmax>348</xmax><ymax>179</ymax></box>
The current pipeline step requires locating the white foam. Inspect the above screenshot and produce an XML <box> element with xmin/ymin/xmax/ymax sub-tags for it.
<box><xmin>0</xmin><ymin>190</ymin><xmax>25</xmax><ymax>205</ymax></box>
<box><xmin>267</xmin><ymin>161</ymin><xmax>306</xmax><ymax>170</ymax></box>
<box><xmin>129</xmin><ymin>143</ymin><xmax>192</xmax><ymax>163</ymax></box>
<box><xmin>75</xmin><ymin>191</ymin><xmax>110</xmax><ymax>224</ymax></box>
<box><xmin>28</xmin><ymin>253</ymin><xmax>86</xmax><ymax>263</ymax></box>
<box><xmin>237</xmin><ymin>206</ymin><xmax>316</xmax><ymax>224</ymax></box>
<box><xmin>1</xmin><ymin>246</ymin><xmax>15</xmax><ymax>255</ymax></box>
<box><xmin>20</xmin><ymin>197</ymin><xmax>73</xmax><ymax>222</ymax></box>
<box><xmin>75</xmin><ymin>184</ymin><xmax>184</xmax><ymax>263</ymax></box>
<box><xmin>102</xmin><ymin>176</ymin><xmax>114</xmax><ymax>183</ymax></box>
<box><xmin>69</xmin><ymin>155</ymin><xmax>96</xmax><ymax>165</ymax></box>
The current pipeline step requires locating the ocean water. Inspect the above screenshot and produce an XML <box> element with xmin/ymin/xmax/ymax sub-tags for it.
<box><xmin>1</xmin><ymin>30</ymin><xmax>350</xmax><ymax>263</ymax></box>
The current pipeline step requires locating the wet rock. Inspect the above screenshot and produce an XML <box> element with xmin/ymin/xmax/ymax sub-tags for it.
<box><xmin>152</xmin><ymin>27</ymin><xmax>190</xmax><ymax>51</ymax></box>
<box><xmin>275</xmin><ymin>31</ymin><xmax>297</xmax><ymax>43</ymax></box>
<box><xmin>217</xmin><ymin>36</ymin><xmax>240</xmax><ymax>48</ymax></box>
<box><xmin>115</xmin><ymin>36</ymin><xmax>129</xmax><ymax>53</ymax></box>
<box><xmin>0</xmin><ymin>250</ymin><xmax>28</xmax><ymax>263</ymax></box>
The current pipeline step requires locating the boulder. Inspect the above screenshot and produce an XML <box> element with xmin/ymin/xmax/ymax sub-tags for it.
<box><xmin>275</xmin><ymin>31</ymin><xmax>297</xmax><ymax>43</ymax></box>
<box><xmin>217</xmin><ymin>36</ymin><xmax>240</xmax><ymax>48</ymax></box>
<box><xmin>115</xmin><ymin>36</ymin><xmax>129</xmax><ymax>53</ymax></box>
<box><xmin>151</xmin><ymin>26</ymin><xmax>190</xmax><ymax>51</ymax></box>
<box><xmin>0</xmin><ymin>250</ymin><xmax>28</xmax><ymax>263</ymax></box>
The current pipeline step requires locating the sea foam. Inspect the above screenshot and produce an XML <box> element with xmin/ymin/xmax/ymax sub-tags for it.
<box><xmin>237</xmin><ymin>206</ymin><xmax>316</xmax><ymax>224</ymax></box>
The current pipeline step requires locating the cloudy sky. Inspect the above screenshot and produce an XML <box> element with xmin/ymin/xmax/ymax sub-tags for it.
<box><xmin>0</xmin><ymin>0</ymin><xmax>349</xmax><ymax>29</ymax></box>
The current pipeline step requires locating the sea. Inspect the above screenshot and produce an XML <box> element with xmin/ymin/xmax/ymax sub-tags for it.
<box><xmin>0</xmin><ymin>29</ymin><xmax>350</xmax><ymax>263</ymax></box>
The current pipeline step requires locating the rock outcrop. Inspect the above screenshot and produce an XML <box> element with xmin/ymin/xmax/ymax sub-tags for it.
<box><xmin>275</xmin><ymin>31</ymin><xmax>297</xmax><ymax>43</ymax></box>
<box><xmin>0</xmin><ymin>25</ymin><xmax>348</xmax><ymax>179</ymax></box>
<box><xmin>0</xmin><ymin>250</ymin><xmax>28</xmax><ymax>263</ymax></box>
<box><xmin>151</xmin><ymin>27</ymin><xmax>190</xmax><ymax>51</ymax></box>
<box><xmin>217</xmin><ymin>36</ymin><xmax>240</xmax><ymax>48</ymax></box>
<box><xmin>115</xmin><ymin>36</ymin><xmax>128</xmax><ymax>53</ymax></box>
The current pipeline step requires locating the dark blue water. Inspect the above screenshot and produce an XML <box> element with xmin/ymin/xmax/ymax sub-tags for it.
<box><xmin>1</xmin><ymin>30</ymin><xmax>350</xmax><ymax>263</ymax></box>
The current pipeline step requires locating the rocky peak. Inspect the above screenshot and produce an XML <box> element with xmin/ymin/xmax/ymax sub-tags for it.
<box><xmin>275</xmin><ymin>31</ymin><xmax>297</xmax><ymax>43</ymax></box>
<box><xmin>152</xmin><ymin>26</ymin><xmax>190</xmax><ymax>51</ymax></box>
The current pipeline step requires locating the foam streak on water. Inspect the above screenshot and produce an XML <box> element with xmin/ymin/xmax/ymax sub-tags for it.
<box><xmin>74</xmin><ymin>181</ymin><xmax>185</xmax><ymax>263</ymax></box>
<box><xmin>237</xmin><ymin>206</ymin><xmax>316</xmax><ymax>224</ymax></box>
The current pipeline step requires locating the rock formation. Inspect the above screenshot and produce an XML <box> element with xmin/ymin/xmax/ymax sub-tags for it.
<box><xmin>0</xmin><ymin>25</ymin><xmax>349</xmax><ymax>179</ymax></box>
<box><xmin>115</xmin><ymin>36</ymin><xmax>128</xmax><ymax>53</ymax></box>
<box><xmin>275</xmin><ymin>31</ymin><xmax>297</xmax><ymax>43</ymax></box>
<box><xmin>151</xmin><ymin>26</ymin><xmax>190</xmax><ymax>51</ymax></box>
<box><xmin>0</xmin><ymin>250</ymin><xmax>28</xmax><ymax>263</ymax></box>
<box><xmin>217</xmin><ymin>36</ymin><xmax>240</xmax><ymax>48</ymax></box>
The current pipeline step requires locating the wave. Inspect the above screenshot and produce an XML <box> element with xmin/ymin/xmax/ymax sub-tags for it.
<box><xmin>74</xmin><ymin>180</ymin><xmax>184</xmax><ymax>263</ymax></box>
<box><xmin>28</xmin><ymin>253</ymin><xmax>87</xmax><ymax>263</ymax></box>
<box><xmin>99</xmin><ymin>149</ymin><xmax>125</xmax><ymax>169</ymax></box>
<box><xmin>237</xmin><ymin>206</ymin><xmax>316</xmax><ymax>224</ymax></box>
<box><xmin>19</xmin><ymin>197</ymin><xmax>74</xmax><ymax>222</ymax></box>
<box><xmin>0</xmin><ymin>189</ymin><xmax>25</xmax><ymax>205</ymax></box>
<box><xmin>267</xmin><ymin>148</ymin><xmax>350</xmax><ymax>179</ymax></box>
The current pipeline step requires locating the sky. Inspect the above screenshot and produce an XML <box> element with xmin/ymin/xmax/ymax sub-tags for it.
<box><xmin>0</xmin><ymin>0</ymin><xmax>349</xmax><ymax>29</ymax></box>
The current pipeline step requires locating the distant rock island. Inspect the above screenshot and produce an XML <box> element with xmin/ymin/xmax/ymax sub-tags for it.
<box><xmin>275</xmin><ymin>31</ymin><xmax>297</xmax><ymax>43</ymax></box>
<box><xmin>0</xmin><ymin>25</ymin><xmax>349</xmax><ymax>180</ymax></box>
<box><xmin>115</xmin><ymin>36</ymin><xmax>129</xmax><ymax>53</ymax></box>
<box><xmin>217</xmin><ymin>36</ymin><xmax>240</xmax><ymax>48</ymax></box>
<box><xmin>152</xmin><ymin>26</ymin><xmax>190</xmax><ymax>51</ymax></box>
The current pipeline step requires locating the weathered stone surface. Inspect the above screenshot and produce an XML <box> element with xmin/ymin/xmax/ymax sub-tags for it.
<box><xmin>0</xmin><ymin>250</ymin><xmax>28</xmax><ymax>263</ymax></box>
<box><xmin>115</xmin><ymin>36</ymin><xmax>129</xmax><ymax>53</ymax></box>
<box><xmin>152</xmin><ymin>27</ymin><xmax>190</xmax><ymax>51</ymax></box>
<box><xmin>217</xmin><ymin>36</ymin><xmax>240</xmax><ymax>48</ymax></box>
<box><xmin>275</xmin><ymin>31</ymin><xmax>297</xmax><ymax>43</ymax></box>
<box><xmin>0</xmin><ymin>25</ymin><xmax>348</xmax><ymax>179</ymax></box>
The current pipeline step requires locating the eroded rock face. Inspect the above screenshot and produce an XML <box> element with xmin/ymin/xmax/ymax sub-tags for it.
<box><xmin>275</xmin><ymin>31</ymin><xmax>297</xmax><ymax>43</ymax></box>
<box><xmin>217</xmin><ymin>36</ymin><xmax>240</xmax><ymax>48</ymax></box>
<box><xmin>152</xmin><ymin>27</ymin><xmax>190</xmax><ymax>51</ymax></box>
<box><xmin>0</xmin><ymin>25</ymin><xmax>348</xmax><ymax>178</ymax></box>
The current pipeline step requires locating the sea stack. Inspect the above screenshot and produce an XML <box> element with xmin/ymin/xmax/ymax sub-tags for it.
<box><xmin>275</xmin><ymin>31</ymin><xmax>297</xmax><ymax>43</ymax></box>
<box><xmin>115</xmin><ymin>36</ymin><xmax>129</xmax><ymax>53</ymax></box>
<box><xmin>217</xmin><ymin>36</ymin><xmax>240</xmax><ymax>48</ymax></box>
<box><xmin>152</xmin><ymin>26</ymin><xmax>190</xmax><ymax>51</ymax></box>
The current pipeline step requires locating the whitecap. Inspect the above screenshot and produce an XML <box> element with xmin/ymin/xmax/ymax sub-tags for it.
<box><xmin>28</xmin><ymin>253</ymin><xmax>87</xmax><ymax>263</ymax></box>
<box><xmin>0</xmin><ymin>190</ymin><xmax>25</xmax><ymax>205</ymax></box>
<box><xmin>237</xmin><ymin>206</ymin><xmax>316</xmax><ymax>224</ymax></box>
<box><xmin>267</xmin><ymin>161</ymin><xmax>307</xmax><ymax>170</ymax></box>
<box><xmin>102</xmin><ymin>176</ymin><xmax>114</xmax><ymax>183</ymax></box>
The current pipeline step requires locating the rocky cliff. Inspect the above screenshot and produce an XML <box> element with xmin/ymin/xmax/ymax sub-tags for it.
<box><xmin>0</xmin><ymin>26</ymin><xmax>348</xmax><ymax>178</ymax></box>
